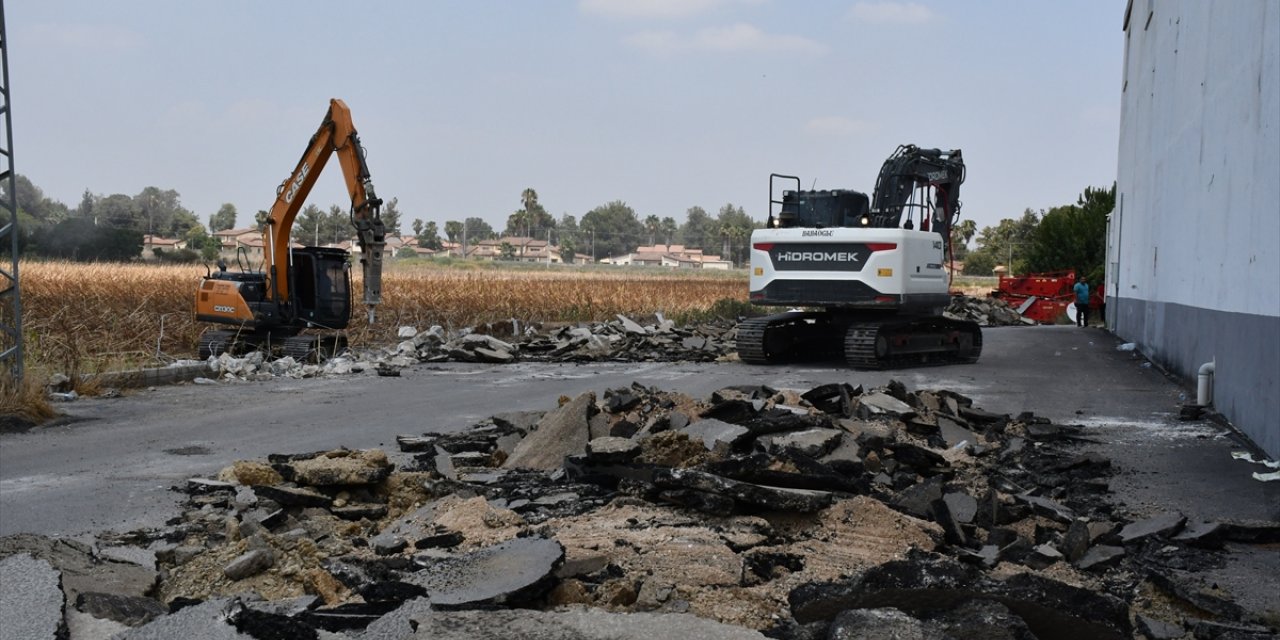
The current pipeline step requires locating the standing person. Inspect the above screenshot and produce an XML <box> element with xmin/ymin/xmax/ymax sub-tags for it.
<box><xmin>1074</xmin><ymin>277</ymin><xmax>1090</xmax><ymax>327</ymax></box>
<box><xmin>1090</xmin><ymin>281</ymin><xmax>1106</xmax><ymax>329</ymax></box>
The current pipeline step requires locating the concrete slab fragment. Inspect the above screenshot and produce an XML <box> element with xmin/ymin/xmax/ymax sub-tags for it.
<box><xmin>760</xmin><ymin>428</ymin><xmax>843</xmax><ymax>458</ymax></box>
<box><xmin>404</xmin><ymin>606</ymin><xmax>768</xmax><ymax>639</ymax></box>
<box><xmin>223</xmin><ymin>548</ymin><xmax>275</xmax><ymax>580</ymax></box>
<box><xmin>404</xmin><ymin>537</ymin><xmax>564</xmax><ymax>609</ymax></box>
<box><xmin>654</xmin><ymin>468</ymin><xmax>834</xmax><ymax>512</ymax></box>
<box><xmin>680</xmin><ymin>418</ymin><xmax>750</xmax><ymax>450</ymax></box>
<box><xmin>116</xmin><ymin>599</ymin><xmax>253</xmax><ymax>640</ymax></box>
<box><xmin>858</xmin><ymin>392</ymin><xmax>912</xmax><ymax>416</ymax></box>
<box><xmin>828</xmin><ymin>607</ymin><xmax>942</xmax><ymax>639</ymax></box>
<box><xmin>1075</xmin><ymin>545</ymin><xmax>1125</xmax><ymax>571</ymax></box>
<box><xmin>284</xmin><ymin>449</ymin><xmax>393</xmax><ymax>486</ymax></box>
<box><xmin>942</xmin><ymin>492</ymin><xmax>978</xmax><ymax>524</ymax></box>
<box><xmin>616</xmin><ymin>314</ymin><xmax>649</xmax><ymax>335</ymax></box>
<box><xmin>0</xmin><ymin>553</ymin><xmax>66</xmax><ymax>640</ymax></box>
<box><xmin>251</xmin><ymin>484</ymin><xmax>333</xmax><ymax>508</ymax></box>
<box><xmin>503</xmin><ymin>392</ymin><xmax>595</xmax><ymax>471</ymax></box>
<box><xmin>585</xmin><ymin>437</ymin><xmax>641</xmax><ymax>463</ymax></box>
<box><xmin>75</xmin><ymin>591</ymin><xmax>168</xmax><ymax>626</ymax></box>
<box><xmin>1118</xmin><ymin>512</ymin><xmax>1186</xmax><ymax>544</ymax></box>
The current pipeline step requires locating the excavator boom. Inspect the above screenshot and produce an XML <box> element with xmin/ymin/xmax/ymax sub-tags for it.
<box><xmin>262</xmin><ymin>98</ymin><xmax>385</xmax><ymax>321</ymax></box>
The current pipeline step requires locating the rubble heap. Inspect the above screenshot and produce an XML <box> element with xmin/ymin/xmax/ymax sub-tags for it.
<box><xmin>393</xmin><ymin>314</ymin><xmax>737</xmax><ymax>364</ymax></box>
<box><xmin>199</xmin><ymin>315</ymin><xmax>739</xmax><ymax>382</ymax></box>
<box><xmin>7</xmin><ymin>382</ymin><xmax>1278</xmax><ymax>639</ymax></box>
<box><xmin>945</xmin><ymin>295</ymin><xmax>1037</xmax><ymax>327</ymax></box>
<box><xmin>193</xmin><ymin>302</ymin><xmax>1031</xmax><ymax>384</ymax></box>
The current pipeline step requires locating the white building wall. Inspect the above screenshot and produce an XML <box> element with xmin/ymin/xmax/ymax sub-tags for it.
<box><xmin>1111</xmin><ymin>0</ymin><xmax>1280</xmax><ymax>456</ymax></box>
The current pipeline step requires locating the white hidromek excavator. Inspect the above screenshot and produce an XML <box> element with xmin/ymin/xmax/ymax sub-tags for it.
<box><xmin>737</xmin><ymin>144</ymin><xmax>981</xmax><ymax>369</ymax></box>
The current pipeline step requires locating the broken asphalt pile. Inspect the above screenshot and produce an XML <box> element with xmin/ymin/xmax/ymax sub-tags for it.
<box><xmin>945</xmin><ymin>295</ymin><xmax>1037</xmax><ymax>327</ymax></box>
<box><xmin>399</xmin><ymin>314</ymin><xmax>738</xmax><ymax>365</ymax></box>
<box><xmin>193</xmin><ymin>314</ymin><xmax>738</xmax><ymax>383</ymax></box>
<box><xmin>5</xmin><ymin>382</ymin><xmax>1278</xmax><ymax>639</ymax></box>
<box><xmin>193</xmin><ymin>299</ymin><xmax>1028</xmax><ymax>384</ymax></box>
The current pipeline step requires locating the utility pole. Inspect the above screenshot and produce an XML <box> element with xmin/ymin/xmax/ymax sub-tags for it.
<box><xmin>0</xmin><ymin>1</ymin><xmax>22</xmax><ymax>383</ymax></box>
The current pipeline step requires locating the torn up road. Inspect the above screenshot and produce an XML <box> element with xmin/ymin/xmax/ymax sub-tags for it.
<box><xmin>1</xmin><ymin>327</ymin><xmax>1278</xmax><ymax>638</ymax></box>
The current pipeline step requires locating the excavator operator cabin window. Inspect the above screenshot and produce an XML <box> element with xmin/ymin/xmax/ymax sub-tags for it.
<box><xmin>295</xmin><ymin>254</ymin><xmax>317</xmax><ymax>313</ymax></box>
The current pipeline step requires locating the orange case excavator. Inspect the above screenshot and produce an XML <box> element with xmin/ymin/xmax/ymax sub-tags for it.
<box><xmin>194</xmin><ymin>99</ymin><xmax>386</xmax><ymax>361</ymax></box>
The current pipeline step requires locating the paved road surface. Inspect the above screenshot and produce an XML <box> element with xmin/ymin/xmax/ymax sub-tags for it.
<box><xmin>2</xmin><ymin>326</ymin><xmax>1275</xmax><ymax>540</ymax></box>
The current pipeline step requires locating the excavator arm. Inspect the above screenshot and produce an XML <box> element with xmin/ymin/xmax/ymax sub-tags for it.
<box><xmin>869</xmin><ymin>144</ymin><xmax>965</xmax><ymax>235</ymax></box>
<box><xmin>262</xmin><ymin>98</ymin><xmax>385</xmax><ymax>323</ymax></box>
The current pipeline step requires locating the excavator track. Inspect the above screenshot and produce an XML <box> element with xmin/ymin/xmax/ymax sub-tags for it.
<box><xmin>283</xmin><ymin>335</ymin><xmax>347</xmax><ymax>363</ymax></box>
<box><xmin>843</xmin><ymin>318</ymin><xmax>982</xmax><ymax>369</ymax></box>
<box><xmin>843</xmin><ymin>323</ymin><xmax>883</xmax><ymax>369</ymax></box>
<box><xmin>198</xmin><ymin>330</ymin><xmax>238</xmax><ymax>360</ymax></box>
<box><xmin>736</xmin><ymin>311</ymin><xmax>839</xmax><ymax>364</ymax></box>
<box><xmin>736</xmin><ymin>312</ymin><xmax>797</xmax><ymax>364</ymax></box>
<box><xmin>738</xmin><ymin>311</ymin><xmax>982</xmax><ymax>369</ymax></box>
<box><xmin>736</xmin><ymin>316</ymin><xmax>776</xmax><ymax>364</ymax></box>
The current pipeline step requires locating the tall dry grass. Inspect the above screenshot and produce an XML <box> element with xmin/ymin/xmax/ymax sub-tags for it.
<box><xmin>0</xmin><ymin>373</ymin><xmax>57</xmax><ymax>426</ymax></box>
<box><xmin>16</xmin><ymin>260</ymin><xmax>749</xmax><ymax>374</ymax></box>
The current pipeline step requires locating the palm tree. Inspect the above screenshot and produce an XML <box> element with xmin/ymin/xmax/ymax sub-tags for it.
<box><xmin>644</xmin><ymin>214</ymin><xmax>661</xmax><ymax>247</ymax></box>
<box><xmin>520</xmin><ymin>188</ymin><xmax>538</xmax><ymax>238</ymax></box>
<box><xmin>509</xmin><ymin>208</ymin><xmax>530</xmax><ymax>237</ymax></box>
<box><xmin>727</xmin><ymin>225</ymin><xmax>750</xmax><ymax>266</ymax></box>
<box><xmin>660</xmin><ymin>216</ymin><xmax>678</xmax><ymax>245</ymax></box>
<box><xmin>950</xmin><ymin>218</ymin><xmax>978</xmax><ymax>259</ymax></box>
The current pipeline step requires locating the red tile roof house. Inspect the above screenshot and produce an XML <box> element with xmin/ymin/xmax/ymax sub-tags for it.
<box><xmin>473</xmin><ymin>236</ymin><xmax>557</xmax><ymax>263</ymax></box>
<box><xmin>602</xmin><ymin>244</ymin><xmax>731</xmax><ymax>269</ymax></box>
<box><xmin>141</xmin><ymin>235</ymin><xmax>186</xmax><ymax>259</ymax></box>
<box><xmin>211</xmin><ymin>227</ymin><xmax>262</xmax><ymax>260</ymax></box>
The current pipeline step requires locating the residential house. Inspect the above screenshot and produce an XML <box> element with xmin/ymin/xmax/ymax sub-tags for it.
<box><xmin>232</xmin><ymin>235</ymin><xmax>304</xmax><ymax>264</ymax></box>
<box><xmin>428</xmin><ymin>238</ymin><xmax>579</xmax><ymax>263</ymax></box>
<box><xmin>466</xmin><ymin>236</ymin><xmax>557</xmax><ymax>263</ymax></box>
<box><xmin>212</xmin><ymin>227</ymin><xmax>261</xmax><ymax>256</ymax></box>
<box><xmin>141</xmin><ymin>235</ymin><xmax>186</xmax><ymax>260</ymax></box>
<box><xmin>604</xmin><ymin>244</ymin><xmax>732</xmax><ymax>269</ymax></box>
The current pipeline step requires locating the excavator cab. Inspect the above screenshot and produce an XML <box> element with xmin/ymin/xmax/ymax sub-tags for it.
<box><xmin>780</xmin><ymin>190</ymin><xmax>871</xmax><ymax>229</ymax></box>
<box><xmin>288</xmin><ymin>247</ymin><xmax>351</xmax><ymax>329</ymax></box>
<box><xmin>769</xmin><ymin>175</ymin><xmax>872</xmax><ymax>230</ymax></box>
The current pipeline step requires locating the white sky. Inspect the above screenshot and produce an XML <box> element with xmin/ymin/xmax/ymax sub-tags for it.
<box><xmin>8</xmin><ymin>1</ymin><xmax>1123</xmax><ymax>234</ymax></box>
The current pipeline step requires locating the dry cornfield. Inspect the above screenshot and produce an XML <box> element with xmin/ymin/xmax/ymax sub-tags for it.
<box><xmin>13</xmin><ymin>260</ymin><xmax>748</xmax><ymax>375</ymax></box>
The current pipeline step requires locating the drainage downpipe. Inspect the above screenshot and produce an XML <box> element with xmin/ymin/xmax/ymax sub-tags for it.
<box><xmin>1197</xmin><ymin>360</ymin><xmax>1215</xmax><ymax>407</ymax></box>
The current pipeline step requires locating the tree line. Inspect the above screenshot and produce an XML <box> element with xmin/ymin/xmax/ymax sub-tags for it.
<box><xmin>7</xmin><ymin>173</ymin><xmax>1109</xmax><ymax>275</ymax></box>
<box><xmin>954</xmin><ymin>184</ymin><xmax>1114</xmax><ymax>283</ymax></box>
<box><xmin>420</xmin><ymin>188</ymin><xmax>762</xmax><ymax>265</ymax></box>
<box><xmin>5</xmin><ymin>176</ymin><xmax>765</xmax><ymax>265</ymax></box>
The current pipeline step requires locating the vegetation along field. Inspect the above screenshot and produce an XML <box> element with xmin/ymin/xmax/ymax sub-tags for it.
<box><xmin>17</xmin><ymin>260</ymin><xmax>750</xmax><ymax>377</ymax></box>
